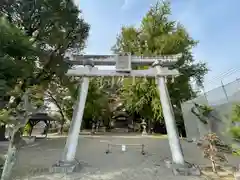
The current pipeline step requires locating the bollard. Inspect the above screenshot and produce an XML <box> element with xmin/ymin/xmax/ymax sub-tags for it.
<box><xmin>106</xmin><ymin>144</ymin><xmax>111</xmax><ymax>154</ymax></box>
<box><xmin>121</xmin><ymin>145</ymin><xmax>126</xmax><ymax>152</ymax></box>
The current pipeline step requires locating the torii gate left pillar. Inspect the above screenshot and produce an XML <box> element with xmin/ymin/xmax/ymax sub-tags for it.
<box><xmin>51</xmin><ymin>65</ymin><xmax>92</xmax><ymax>173</ymax></box>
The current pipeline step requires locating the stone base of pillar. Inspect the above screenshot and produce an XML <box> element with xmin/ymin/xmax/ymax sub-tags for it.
<box><xmin>164</xmin><ymin>159</ymin><xmax>201</xmax><ymax>176</ymax></box>
<box><xmin>50</xmin><ymin>160</ymin><xmax>81</xmax><ymax>173</ymax></box>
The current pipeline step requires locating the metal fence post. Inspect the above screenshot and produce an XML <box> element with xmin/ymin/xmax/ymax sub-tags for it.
<box><xmin>221</xmin><ymin>81</ymin><xmax>229</xmax><ymax>102</ymax></box>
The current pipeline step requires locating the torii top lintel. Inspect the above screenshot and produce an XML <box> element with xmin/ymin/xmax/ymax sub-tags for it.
<box><xmin>68</xmin><ymin>54</ymin><xmax>181</xmax><ymax>67</ymax></box>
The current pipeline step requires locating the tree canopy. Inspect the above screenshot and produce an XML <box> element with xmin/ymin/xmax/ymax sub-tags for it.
<box><xmin>112</xmin><ymin>2</ymin><xmax>208</xmax><ymax>125</ymax></box>
<box><xmin>0</xmin><ymin>1</ymin><xmax>90</xmax><ymax>179</ymax></box>
<box><xmin>0</xmin><ymin>0</ymin><xmax>90</xmax><ymax>110</ymax></box>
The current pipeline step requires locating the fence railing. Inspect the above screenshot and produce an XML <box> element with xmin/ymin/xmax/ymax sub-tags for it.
<box><xmin>187</xmin><ymin>79</ymin><xmax>240</xmax><ymax>106</ymax></box>
<box><xmin>181</xmin><ymin>79</ymin><xmax>240</xmax><ymax>142</ymax></box>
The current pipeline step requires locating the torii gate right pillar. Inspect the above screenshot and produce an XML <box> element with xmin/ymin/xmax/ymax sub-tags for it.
<box><xmin>154</xmin><ymin>64</ymin><xmax>185</xmax><ymax>165</ymax></box>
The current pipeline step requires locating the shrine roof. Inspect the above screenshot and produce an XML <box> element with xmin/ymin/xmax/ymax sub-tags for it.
<box><xmin>29</xmin><ymin>113</ymin><xmax>55</xmax><ymax>121</ymax></box>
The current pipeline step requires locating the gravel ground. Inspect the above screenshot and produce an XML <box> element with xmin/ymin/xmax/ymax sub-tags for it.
<box><xmin>1</xmin><ymin>135</ymin><xmax>239</xmax><ymax>180</ymax></box>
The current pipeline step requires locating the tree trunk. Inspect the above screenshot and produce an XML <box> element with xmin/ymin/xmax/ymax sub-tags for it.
<box><xmin>60</xmin><ymin>120</ymin><xmax>64</xmax><ymax>135</ymax></box>
<box><xmin>1</xmin><ymin>92</ymin><xmax>31</xmax><ymax>180</ymax></box>
<box><xmin>0</xmin><ymin>125</ymin><xmax>6</xmax><ymax>141</ymax></box>
<box><xmin>96</xmin><ymin>121</ymin><xmax>99</xmax><ymax>132</ymax></box>
<box><xmin>209</xmin><ymin>143</ymin><xmax>217</xmax><ymax>173</ymax></box>
<box><xmin>29</xmin><ymin>123</ymin><xmax>33</xmax><ymax>137</ymax></box>
<box><xmin>91</xmin><ymin>123</ymin><xmax>95</xmax><ymax>134</ymax></box>
<box><xmin>58</xmin><ymin>112</ymin><xmax>65</xmax><ymax>135</ymax></box>
<box><xmin>1</xmin><ymin>130</ymin><xmax>22</xmax><ymax>180</ymax></box>
<box><xmin>211</xmin><ymin>157</ymin><xmax>217</xmax><ymax>173</ymax></box>
<box><xmin>147</xmin><ymin>119</ymin><xmax>152</xmax><ymax>134</ymax></box>
<box><xmin>29</xmin><ymin>126</ymin><xmax>33</xmax><ymax>137</ymax></box>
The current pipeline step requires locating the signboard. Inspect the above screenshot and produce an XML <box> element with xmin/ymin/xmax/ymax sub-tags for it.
<box><xmin>115</xmin><ymin>55</ymin><xmax>131</xmax><ymax>72</ymax></box>
<box><xmin>121</xmin><ymin>145</ymin><xmax>126</xmax><ymax>152</ymax></box>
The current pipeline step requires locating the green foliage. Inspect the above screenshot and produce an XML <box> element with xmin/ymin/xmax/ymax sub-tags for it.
<box><xmin>84</xmin><ymin>77</ymin><xmax>110</xmax><ymax>122</ymax></box>
<box><xmin>0</xmin><ymin>2</ymin><xmax>90</xmax><ymax>179</ymax></box>
<box><xmin>196</xmin><ymin>104</ymin><xmax>213</xmax><ymax>117</ymax></box>
<box><xmin>121</xmin><ymin>78</ymin><xmax>162</xmax><ymax>121</ymax></box>
<box><xmin>112</xmin><ymin>1</ymin><xmax>208</xmax><ymax>124</ymax></box>
<box><xmin>201</xmin><ymin>105</ymin><xmax>213</xmax><ymax>116</ymax></box>
<box><xmin>29</xmin><ymin>85</ymin><xmax>45</xmax><ymax>109</ymax></box>
<box><xmin>0</xmin><ymin>0</ymin><xmax>90</xmax><ymax>111</ymax></box>
<box><xmin>0</xmin><ymin>0</ymin><xmax>90</xmax><ymax>130</ymax></box>
<box><xmin>45</xmin><ymin>76</ymin><xmax>76</xmax><ymax>123</ymax></box>
<box><xmin>23</xmin><ymin>122</ymin><xmax>31</xmax><ymax>136</ymax></box>
<box><xmin>0</xmin><ymin>16</ymin><xmax>36</xmax><ymax>98</ymax></box>
<box><xmin>191</xmin><ymin>103</ymin><xmax>214</xmax><ymax>126</ymax></box>
<box><xmin>230</xmin><ymin>127</ymin><xmax>240</xmax><ymax>140</ymax></box>
<box><xmin>231</xmin><ymin>104</ymin><xmax>240</xmax><ymax>123</ymax></box>
<box><xmin>0</xmin><ymin>17</ymin><xmax>35</xmax><ymax>57</ymax></box>
<box><xmin>0</xmin><ymin>109</ymin><xmax>10</xmax><ymax>124</ymax></box>
<box><xmin>45</xmin><ymin>76</ymin><xmax>112</xmax><ymax>129</ymax></box>
<box><xmin>230</xmin><ymin>105</ymin><xmax>240</xmax><ymax>140</ymax></box>
<box><xmin>232</xmin><ymin>144</ymin><xmax>240</xmax><ymax>156</ymax></box>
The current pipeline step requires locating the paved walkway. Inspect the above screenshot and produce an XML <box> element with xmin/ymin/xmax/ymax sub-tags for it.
<box><xmin>19</xmin><ymin>165</ymin><xmax>203</xmax><ymax>180</ymax></box>
<box><xmin>1</xmin><ymin>135</ymin><xmax>239</xmax><ymax>180</ymax></box>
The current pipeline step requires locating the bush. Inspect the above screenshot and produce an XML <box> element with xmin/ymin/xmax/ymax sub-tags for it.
<box><xmin>63</xmin><ymin>126</ymin><xmax>69</xmax><ymax>133</ymax></box>
<box><xmin>230</xmin><ymin>104</ymin><xmax>240</xmax><ymax>140</ymax></box>
<box><xmin>229</xmin><ymin>105</ymin><xmax>240</xmax><ymax>157</ymax></box>
<box><xmin>201</xmin><ymin>105</ymin><xmax>213</xmax><ymax>116</ymax></box>
<box><xmin>23</xmin><ymin>123</ymin><xmax>31</xmax><ymax>136</ymax></box>
<box><xmin>230</xmin><ymin>126</ymin><xmax>240</xmax><ymax>140</ymax></box>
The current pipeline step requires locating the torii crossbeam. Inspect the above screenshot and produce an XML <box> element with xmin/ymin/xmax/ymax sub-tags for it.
<box><xmin>52</xmin><ymin>54</ymin><xmax>185</xmax><ymax>173</ymax></box>
<box><xmin>67</xmin><ymin>66</ymin><xmax>179</xmax><ymax>77</ymax></box>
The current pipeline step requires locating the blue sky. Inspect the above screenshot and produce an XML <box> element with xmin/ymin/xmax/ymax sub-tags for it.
<box><xmin>78</xmin><ymin>0</ymin><xmax>240</xmax><ymax>91</ymax></box>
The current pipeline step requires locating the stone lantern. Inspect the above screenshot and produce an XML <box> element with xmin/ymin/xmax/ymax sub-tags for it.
<box><xmin>141</xmin><ymin>119</ymin><xmax>147</xmax><ymax>136</ymax></box>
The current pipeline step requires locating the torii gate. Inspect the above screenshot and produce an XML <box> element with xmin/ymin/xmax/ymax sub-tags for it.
<box><xmin>52</xmin><ymin>54</ymin><xmax>185</xmax><ymax>172</ymax></box>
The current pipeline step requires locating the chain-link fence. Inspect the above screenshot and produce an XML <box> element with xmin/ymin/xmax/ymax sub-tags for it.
<box><xmin>181</xmin><ymin>79</ymin><xmax>240</xmax><ymax>143</ymax></box>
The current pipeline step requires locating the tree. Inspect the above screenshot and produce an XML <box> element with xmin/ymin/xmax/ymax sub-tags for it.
<box><xmin>0</xmin><ymin>16</ymin><xmax>37</xmax><ymax>143</ymax></box>
<box><xmin>1</xmin><ymin>0</ymin><xmax>90</xmax><ymax>108</ymax></box>
<box><xmin>0</xmin><ymin>16</ymin><xmax>35</xmax><ymax>143</ymax></box>
<box><xmin>79</xmin><ymin>76</ymin><xmax>124</xmax><ymax>130</ymax></box>
<box><xmin>45</xmin><ymin>76</ymin><xmax>117</xmax><ymax>133</ymax></box>
<box><xmin>45</xmin><ymin>76</ymin><xmax>77</xmax><ymax>134</ymax></box>
<box><xmin>0</xmin><ymin>16</ymin><xmax>37</xmax><ymax>101</ymax></box>
<box><xmin>0</xmin><ymin>1</ymin><xmax>89</xmax><ymax>179</ymax></box>
<box><xmin>112</xmin><ymin>1</ymin><xmax>208</xmax><ymax>133</ymax></box>
<box><xmin>199</xmin><ymin>133</ymin><xmax>228</xmax><ymax>173</ymax></box>
<box><xmin>83</xmin><ymin>77</ymin><xmax>111</xmax><ymax>129</ymax></box>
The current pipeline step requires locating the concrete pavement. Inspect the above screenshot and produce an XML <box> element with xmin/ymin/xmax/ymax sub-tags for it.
<box><xmin>1</xmin><ymin>135</ymin><xmax>239</xmax><ymax>179</ymax></box>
